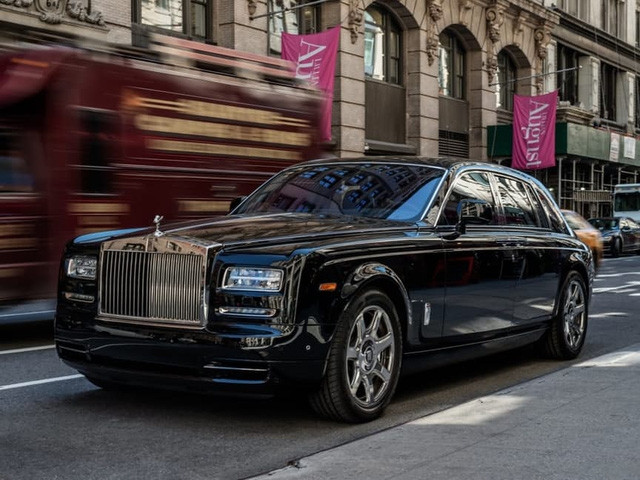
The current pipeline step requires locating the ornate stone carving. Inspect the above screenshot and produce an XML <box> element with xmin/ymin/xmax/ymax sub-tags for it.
<box><xmin>512</xmin><ymin>10</ymin><xmax>525</xmax><ymax>46</ymax></box>
<box><xmin>426</xmin><ymin>31</ymin><xmax>439</xmax><ymax>67</ymax></box>
<box><xmin>534</xmin><ymin>26</ymin><xmax>550</xmax><ymax>61</ymax></box>
<box><xmin>67</xmin><ymin>1</ymin><xmax>105</xmax><ymax>25</ymax></box>
<box><xmin>534</xmin><ymin>24</ymin><xmax>551</xmax><ymax>92</ymax></box>
<box><xmin>486</xmin><ymin>53</ymin><xmax>498</xmax><ymax>83</ymax></box>
<box><xmin>247</xmin><ymin>0</ymin><xmax>257</xmax><ymax>16</ymax></box>
<box><xmin>0</xmin><ymin>0</ymin><xmax>33</xmax><ymax>7</ymax></box>
<box><xmin>34</xmin><ymin>0</ymin><xmax>66</xmax><ymax>24</ymax></box>
<box><xmin>349</xmin><ymin>0</ymin><xmax>363</xmax><ymax>44</ymax></box>
<box><xmin>426</xmin><ymin>0</ymin><xmax>443</xmax><ymax>22</ymax></box>
<box><xmin>459</xmin><ymin>0</ymin><xmax>472</xmax><ymax>26</ymax></box>
<box><xmin>486</xmin><ymin>5</ymin><xmax>504</xmax><ymax>44</ymax></box>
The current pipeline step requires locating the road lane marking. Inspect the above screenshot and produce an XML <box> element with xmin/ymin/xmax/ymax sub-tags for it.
<box><xmin>0</xmin><ymin>374</ymin><xmax>84</xmax><ymax>391</ymax></box>
<box><xmin>0</xmin><ymin>345</ymin><xmax>55</xmax><ymax>355</ymax></box>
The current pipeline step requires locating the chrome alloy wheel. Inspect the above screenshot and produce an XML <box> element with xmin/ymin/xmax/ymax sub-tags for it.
<box><xmin>562</xmin><ymin>278</ymin><xmax>587</xmax><ymax>350</ymax></box>
<box><xmin>345</xmin><ymin>304</ymin><xmax>396</xmax><ymax>408</ymax></box>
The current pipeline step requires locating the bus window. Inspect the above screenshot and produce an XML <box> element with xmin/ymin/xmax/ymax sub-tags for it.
<box><xmin>0</xmin><ymin>130</ymin><xmax>34</xmax><ymax>193</ymax></box>
<box><xmin>79</xmin><ymin>109</ymin><xmax>114</xmax><ymax>194</ymax></box>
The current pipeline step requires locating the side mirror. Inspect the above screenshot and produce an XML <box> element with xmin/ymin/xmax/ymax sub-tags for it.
<box><xmin>229</xmin><ymin>196</ymin><xmax>246</xmax><ymax>213</ymax></box>
<box><xmin>456</xmin><ymin>198</ymin><xmax>494</xmax><ymax>234</ymax></box>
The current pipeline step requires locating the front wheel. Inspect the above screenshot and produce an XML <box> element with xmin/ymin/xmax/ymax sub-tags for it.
<box><xmin>542</xmin><ymin>272</ymin><xmax>588</xmax><ymax>360</ymax></box>
<box><xmin>611</xmin><ymin>238</ymin><xmax>622</xmax><ymax>257</ymax></box>
<box><xmin>309</xmin><ymin>289</ymin><xmax>402</xmax><ymax>423</ymax></box>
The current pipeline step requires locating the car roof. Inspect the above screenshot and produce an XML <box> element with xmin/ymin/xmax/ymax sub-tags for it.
<box><xmin>300</xmin><ymin>156</ymin><xmax>540</xmax><ymax>182</ymax></box>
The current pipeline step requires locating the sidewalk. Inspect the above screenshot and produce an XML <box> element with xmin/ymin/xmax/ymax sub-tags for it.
<box><xmin>251</xmin><ymin>344</ymin><xmax>640</xmax><ymax>480</ymax></box>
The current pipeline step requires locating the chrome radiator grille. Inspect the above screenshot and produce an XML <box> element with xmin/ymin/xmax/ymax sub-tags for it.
<box><xmin>100</xmin><ymin>250</ymin><xmax>205</xmax><ymax>326</ymax></box>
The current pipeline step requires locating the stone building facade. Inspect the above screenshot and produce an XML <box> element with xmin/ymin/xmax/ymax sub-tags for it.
<box><xmin>2</xmin><ymin>0</ymin><xmax>640</xmax><ymax>214</ymax></box>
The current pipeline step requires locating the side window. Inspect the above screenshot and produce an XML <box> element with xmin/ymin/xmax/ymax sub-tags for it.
<box><xmin>536</xmin><ymin>188</ymin><xmax>568</xmax><ymax>233</ymax></box>
<box><xmin>0</xmin><ymin>128</ymin><xmax>34</xmax><ymax>193</ymax></box>
<box><xmin>494</xmin><ymin>175</ymin><xmax>541</xmax><ymax>227</ymax></box>
<box><xmin>79</xmin><ymin>110</ymin><xmax>114</xmax><ymax>195</ymax></box>
<box><xmin>440</xmin><ymin>171</ymin><xmax>497</xmax><ymax>225</ymax></box>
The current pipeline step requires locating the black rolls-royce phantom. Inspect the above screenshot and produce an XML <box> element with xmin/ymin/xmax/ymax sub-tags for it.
<box><xmin>55</xmin><ymin>158</ymin><xmax>594</xmax><ymax>422</ymax></box>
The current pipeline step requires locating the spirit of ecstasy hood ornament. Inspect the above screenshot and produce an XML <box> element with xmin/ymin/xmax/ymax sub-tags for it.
<box><xmin>153</xmin><ymin>215</ymin><xmax>164</xmax><ymax>237</ymax></box>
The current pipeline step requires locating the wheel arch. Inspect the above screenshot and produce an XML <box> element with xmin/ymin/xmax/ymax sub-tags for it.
<box><xmin>553</xmin><ymin>255</ymin><xmax>591</xmax><ymax>318</ymax></box>
<box><xmin>340</xmin><ymin>262</ymin><xmax>411</xmax><ymax>341</ymax></box>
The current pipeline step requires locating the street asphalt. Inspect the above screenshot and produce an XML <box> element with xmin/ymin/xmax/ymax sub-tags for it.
<box><xmin>250</xmin><ymin>343</ymin><xmax>640</xmax><ymax>480</ymax></box>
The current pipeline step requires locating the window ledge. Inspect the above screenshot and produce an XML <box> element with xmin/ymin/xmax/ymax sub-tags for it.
<box><xmin>364</xmin><ymin>140</ymin><xmax>416</xmax><ymax>155</ymax></box>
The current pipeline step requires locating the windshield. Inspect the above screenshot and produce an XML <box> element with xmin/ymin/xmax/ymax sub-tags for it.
<box><xmin>235</xmin><ymin>163</ymin><xmax>445</xmax><ymax>222</ymax></box>
<box><xmin>614</xmin><ymin>191</ymin><xmax>640</xmax><ymax>213</ymax></box>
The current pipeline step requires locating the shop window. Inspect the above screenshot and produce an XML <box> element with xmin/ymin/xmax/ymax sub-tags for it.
<box><xmin>268</xmin><ymin>0</ymin><xmax>321</xmax><ymax>55</ymax></box>
<box><xmin>557</xmin><ymin>44</ymin><xmax>580</xmax><ymax>106</ymax></box>
<box><xmin>134</xmin><ymin>0</ymin><xmax>211</xmax><ymax>40</ymax></box>
<box><xmin>496</xmin><ymin>51</ymin><xmax>516</xmax><ymax>111</ymax></box>
<box><xmin>364</xmin><ymin>5</ymin><xmax>401</xmax><ymax>85</ymax></box>
<box><xmin>599</xmin><ymin>62</ymin><xmax>617</xmax><ymax>122</ymax></box>
<box><xmin>438</xmin><ymin>30</ymin><xmax>465</xmax><ymax>99</ymax></box>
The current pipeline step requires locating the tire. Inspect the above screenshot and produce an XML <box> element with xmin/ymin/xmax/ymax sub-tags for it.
<box><xmin>611</xmin><ymin>238</ymin><xmax>621</xmax><ymax>257</ymax></box>
<box><xmin>309</xmin><ymin>289</ymin><xmax>402</xmax><ymax>423</ymax></box>
<box><xmin>542</xmin><ymin>272</ymin><xmax>588</xmax><ymax>360</ymax></box>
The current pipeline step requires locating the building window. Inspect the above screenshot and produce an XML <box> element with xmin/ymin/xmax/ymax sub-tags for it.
<box><xmin>438</xmin><ymin>30</ymin><xmax>465</xmax><ymax>99</ymax></box>
<box><xmin>636</xmin><ymin>6</ymin><xmax>640</xmax><ymax>47</ymax></box>
<box><xmin>602</xmin><ymin>0</ymin><xmax>622</xmax><ymax>37</ymax></box>
<box><xmin>600</xmin><ymin>62</ymin><xmax>617</xmax><ymax>122</ymax></box>
<box><xmin>496</xmin><ymin>51</ymin><xmax>516</xmax><ymax>111</ymax></box>
<box><xmin>269</xmin><ymin>0</ymin><xmax>321</xmax><ymax>55</ymax></box>
<box><xmin>557</xmin><ymin>44</ymin><xmax>580</xmax><ymax>106</ymax></box>
<box><xmin>364</xmin><ymin>6</ymin><xmax>401</xmax><ymax>85</ymax></box>
<box><xmin>635</xmin><ymin>76</ymin><xmax>640</xmax><ymax>129</ymax></box>
<box><xmin>136</xmin><ymin>0</ymin><xmax>211</xmax><ymax>40</ymax></box>
<box><xmin>559</xmin><ymin>0</ymin><xmax>587</xmax><ymax>20</ymax></box>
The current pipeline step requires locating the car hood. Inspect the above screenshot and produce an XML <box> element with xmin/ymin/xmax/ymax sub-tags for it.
<box><xmin>73</xmin><ymin>213</ymin><xmax>418</xmax><ymax>252</ymax></box>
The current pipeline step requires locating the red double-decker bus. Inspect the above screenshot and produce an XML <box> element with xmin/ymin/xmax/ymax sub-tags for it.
<box><xmin>0</xmin><ymin>35</ymin><xmax>323</xmax><ymax>324</ymax></box>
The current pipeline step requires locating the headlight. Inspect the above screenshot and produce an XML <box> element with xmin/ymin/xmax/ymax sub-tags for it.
<box><xmin>222</xmin><ymin>267</ymin><xmax>283</xmax><ymax>291</ymax></box>
<box><xmin>65</xmin><ymin>255</ymin><xmax>97</xmax><ymax>280</ymax></box>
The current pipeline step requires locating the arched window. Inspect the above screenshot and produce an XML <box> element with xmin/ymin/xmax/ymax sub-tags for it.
<box><xmin>496</xmin><ymin>51</ymin><xmax>516</xmax><ymax>111</ymax></box>
<box><xmin>438</xmin><ymin>31</ymin><xmax>465</xmax><ymax>99</ymax></box>
<box><xmin>364</xmin><ymin>6</ymin><xmax>401</xmax><ymax>85</ymax></box>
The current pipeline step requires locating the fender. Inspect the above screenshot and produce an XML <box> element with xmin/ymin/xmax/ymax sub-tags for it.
<box><xmin>341</xmin><ymin>262</ymin><xmax>412</xmax><ymax>327</ymax></box>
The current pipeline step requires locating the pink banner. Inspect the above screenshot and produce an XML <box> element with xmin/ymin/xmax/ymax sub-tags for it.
<box><xmin>512</xmin><ymin>90</ymin><xmax>558</xmax><ymax>170</ymax></box>
<box><xmin>282</xmin><ymin>26</ymin><xmax>340</xmax><ymax>142</ymax></box>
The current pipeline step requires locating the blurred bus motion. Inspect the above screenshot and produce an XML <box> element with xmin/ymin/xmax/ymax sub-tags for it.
<box><xmin>0</xmin><ymin>35</ymin><xmax>324</xmax><ymax>324</ymax></box>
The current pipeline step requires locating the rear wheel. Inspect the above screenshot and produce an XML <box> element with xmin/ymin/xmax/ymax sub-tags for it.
<box><xmin>542</xmin><ymin>272</ymin><xmax>588</xmax><ymax>360</ymax></box>
<box><xmin>309</xmin><ymin>289</ymin><xmax>402</xmax><ymax>423</ymax></box>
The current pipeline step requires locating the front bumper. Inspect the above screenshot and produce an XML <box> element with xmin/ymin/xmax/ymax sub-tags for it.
<box><xmin>55</xmin><ymin>320</ymin><xmax>328</xmax><ymax>397</ymax></box>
